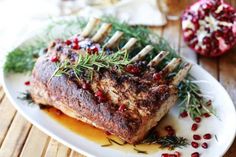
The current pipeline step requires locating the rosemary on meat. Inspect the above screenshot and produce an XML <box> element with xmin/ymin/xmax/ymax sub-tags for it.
<box><xmin>4</xmin><ymin>16</ymin><xmax>214</xmax><ymax>120</ymax></box>
<box><xmin>51</xmin><ymin>50</ymin><xmax>130</xmax><ymax>81</ymax></box>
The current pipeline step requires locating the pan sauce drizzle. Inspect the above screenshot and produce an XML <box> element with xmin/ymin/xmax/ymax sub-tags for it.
<box><xmin>43</xmin><ymin>107</ymin><xmax>162</xmax><ymax>154</ymax></box>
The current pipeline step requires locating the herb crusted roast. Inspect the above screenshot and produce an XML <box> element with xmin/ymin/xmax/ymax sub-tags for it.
<box><xmin>30</xmin><ymin>18</ymin><xmax>192</xmax><ymax>144</ymax></box>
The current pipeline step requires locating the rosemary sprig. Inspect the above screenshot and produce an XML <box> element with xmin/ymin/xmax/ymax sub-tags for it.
<box><xmin>52</xmin><ymin>50</ymin><xmax>130</xmax><ymax>80</ymax></box>
<box><xmin>142</xmin><ymin>133</ymin><xmax>188</xmax><ymax>150</ymax></box>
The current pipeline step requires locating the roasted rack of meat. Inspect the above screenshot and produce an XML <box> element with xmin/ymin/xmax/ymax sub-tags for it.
<box><xmin>30</xmin><ymin>18</ymin><xmax>192</xmax><ymax>144</ymax></box>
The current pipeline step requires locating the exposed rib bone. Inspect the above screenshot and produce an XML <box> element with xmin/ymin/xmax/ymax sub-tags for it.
<box><xmin>148</xmin><ymin>51</ymin><xmax>169</xmax><ymax>67</ymax></box>
<box><xmin>104</xmin><ymin>31</ymin><xmax>123</xmax><ymax>49</ymax></box>
<box><xmin>121</xmin><ymin>38</ymin><xmax>137</xmax><ymax>52</ymax></box>
<box><xmin>81</xmin><ymin>17</ymin><xmax>100</xmax><ymax>37</ymax></box>
<box><xmin>172</xmin><ymin>63</ymin><xmax>192</xmax><ymax>85</ymax></box>
<box><xmin>163</xmin><ymin>58</ymin><xmax>181</xmax><ymax>73</ymax></box>
<box><xmin>130</xmin><ymin>45</ymin><xmax>153</xmax><ymax>63</ymax></box>
<box><xmin>92</xmin><ymin>23</ymin><xmax>112</xmax><ymax>43</ymax></box>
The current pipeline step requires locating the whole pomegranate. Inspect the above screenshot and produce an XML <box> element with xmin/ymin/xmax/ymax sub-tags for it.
<box><xmin>181</xmin><ymin>0</ymin><xmax>236</xmax><ymax>57</ymax></box>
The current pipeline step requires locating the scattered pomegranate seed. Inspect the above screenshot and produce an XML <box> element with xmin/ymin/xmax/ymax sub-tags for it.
<box><xmin>65</xmin><ymin>40</ymin><xmax>72</xmax><ymax>45</ymax></box>
<box><xmin>118</xmin><ymin>104</ymin><xmax>126</xmax><ymax>111</ymax></box>
<box><xmin>88</xmin><ymin>46</ymin><xmax>99</xmax><ymax>55</ymax></box>
<box><xmin>95</xmin><ymin>90</ymin><xmax>103</xmax><ymax>97</ymax></box>
<box><xmin>82</xmin><ymin>83</ymin><xmax>90</xmax><ymax>90</ymax></box>
<box><xmin>161</xmin><ymin>153</ymin><xmax>169</xmax><ymax>157</ymax></box>
<box><xmin>194</xmin><ymin>117</ymin><xmax>201</xmax><ymax>123</ymax></box>
<box><xmin>191</xmin><ymin>152</ymin><xmax>200</xmax><ymax>157</ymax></box>
<box><xmin>202</xmin><ymin>142</ymin><xmax>208</xmax><ymax>149</ymax></box>
<box><xmin>191</xmin><ymin>123</ymin><xmax>198</xmax><ymax>131</ymax></box>
<box><xmin>203</xmin><ymin>113</ymin><xmax>211</xmax><ymax>118</ymax></box>
<box><xmin>180</xmin><ymin>111</ymin><xmax>188</xmax><ymax>118</ymax></box>
<box><xmin>174</xmin><ymin>151</ymin><xmax>181</xmax><ymax>157</ymax></box>
<box><xmin>73</xmin><ymin>38</ymin><xmax>79</xmax><ymax>44</ymax></box>
<box><xmin>191</xmin><ymin>141</ymin><xmax>199</xmax><ymax>148</ymax></box>
<box><xmin>169</xmin><ymin>154</ymin><xmax>177</xmax><ymax>157</ymax></box>
<box><xmin>193</xmin><ymin>134</ymin><xmax>201</xmax><ymax>140</ymax></box>
<box><xmin>153</xmin><ymin>72</ymin><xmax>162</xmax><ymax>81</ymax></box>
<box><xmin>24</xmin><ymin>81</ymin><xmax>30</xmax><ymax>86</ymax></box>
<box><xmin>164</xmin><ymin>125</ymin><xmax>176</xmax><ymax>136</ymax></box>
<box><xmin>51</xmin><ymin>56</ymin><xmax>59</xmax><ymax>62</ymax></box>
<box><xmin>97</xmin><ymin>96</ymin><xmax>107</xmax><ymax>103</ymax></box>
<box><xmin>125</xmin><ymin>64</ymin><xmax>140</xmax><ymax>74</ymax></box>
<box><xmin>203</xmin><ymin>133</ymin><xmax>212</xmax><ymax>140</ymax></box>
<box><xmin>72</xmin><ymin>43</ymin><xmax>80</xmax><ymax>50</ymax></box>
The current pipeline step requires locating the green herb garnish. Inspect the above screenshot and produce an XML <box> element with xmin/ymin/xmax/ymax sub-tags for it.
<box><xmin>133</xmin><ymin>148</ymin><xmax>148</xmax><ymax>154</ymax></box>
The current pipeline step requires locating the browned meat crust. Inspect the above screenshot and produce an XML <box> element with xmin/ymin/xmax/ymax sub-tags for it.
<box><xmin>30</xmin><ymin>39</ymin><xmax>178</xmax><ymax>143</ymax></box>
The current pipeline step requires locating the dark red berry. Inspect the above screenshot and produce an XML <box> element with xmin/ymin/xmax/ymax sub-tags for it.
<box><xmin>51</xmin><ymin>56</ymin><xmax>59</xmax><ymax>62</ymax></box>
<box><xmin>174</xmin><ymin>151</ymin><xmax>181</xmax><ymax>157</ymax></box>
<box><xmin>180</xmin><ymin>111</ymin><xmax>188</xmax><ymax>118</ymax></box>
<box><xmin>169</xmin><ymin>154</ymin><xmax>177</xmax><ymax>157</ymax></box>
<box><xmin>82</xmin><ymin>83</ymin><xmax>90</xmax><ymax>90</ymax></box>
<box><xmin>191</xmin><ymin>142</ymin><xmax>199</xmax><ymax>148</ymax></box>
<box><xmin>97</xmin><ymin>96</ymin><xmax>106</xmax><ymax>103</ymax></box>
<box><xmin>153</xmin><ymin>72</ymin><xmax>162</xmax><ymax>81</ymax></box>
<box><xmin>65</xmin><ymin>40</ymin><xmax>72</xmax><ymax>45</ymax></box>
<box><xmin>161</xmin><ymin>153</ymin><xmax>169</xmax><ymax>157</ymax></box>
<box><xmin>72</xmin><ymin>43</ymin><xmax>80</xmax><ymax>50</ymax></box>
<box><xmin>191</xmin><ymin>152</ymin><xmax>200</xmax><ymax>157</ymax></box>
<box><xmin>203</xmin><ymin>113</ymin><xmax>211</xmax><ymax>118</ymax></box>
<box><xmin>203</xmin><ymin>133</ymin><xmax>212</xmax><ymax>140</ymax></box>
<box><xmin>95</xmin><ymin>90</ymin><xmax>103</xmax><ymax>97</ymax></box>
<box><xmin>191</xmin><ymin>123</ymin><xmax>198</xmax><ymax>131</ymax></box>
<box><xmin>118</xmin><ymin>104</ymin><xmax>126</xmax><ymax>111</ymax></box>
<box><xmin>194</xmin><ymin>117</ymin><xmax>201</xmax><ymax>123</ymax></box>
<box><xmin>73</xmin><ymin>38</ymin><xmax>79</xmax><ymax>44</ymax></box>
<box><xmin>125</xmin><ymin>64</ymin><xmax>140</xmax><ymax>74</ymax></box>
<box><xmin>24</xmin><ymin>81</ymin><xmax>30</xmax><ymax>86</ymax></box>
<box><xmin>202</xmin><ymin>142</ymin><xmax>208</xmax><ymax>149</ymax></box>
<box><xmin>193</xmin><ymin>134</ymin><xmax>201</xmax><ymax>140</ymax></box>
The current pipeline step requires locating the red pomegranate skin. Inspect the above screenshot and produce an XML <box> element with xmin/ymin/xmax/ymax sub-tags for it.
<box><xmin>181</xmin><ymin>0</ymin><xmax>236</xmax><ymax>57</ymax></box>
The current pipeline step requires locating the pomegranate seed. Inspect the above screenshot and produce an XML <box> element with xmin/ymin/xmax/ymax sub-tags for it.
<box><xmin>203</xmin><ymin>113</ymin><xmax>211</xmax><ymax>118</ymax></box>
<box><xmin>72</xmin><ymin>43</ymin><xmax>80</xmax><ymax>50</ymax></box>
<box><xmin>82</xmin><ymin>83</ymin><xmax>90</xmax><ymax>90</ymax></box>
<box><xmin>97</xmin><ymin>95</ymin><xmax>106</xmax><ymax>103</ymax></box>
<box><xmin>203</xmin><ymin>133</ymin><xmax>212</xmax><ymax>140</ymax></box>
<box><xmin>161</xmin><ymin>153</ymin><xmax>169</xmax><ymax>157</ymax></box>
<box><xmin>169</xmin><ymin>154</ymin><xmax>177</xmax><ymax>157</ymax></box>
<box><xmin>202</xmin><ymin>142</ymin><xmax>208</xmax><ymax>149</ymax></box>
<box><xmin>191</xmin><ymin>142</ymin><xmax>199</xmax><ymax>148</ymax></box>
<box><xmin>191</xmin><ymin>123</ymin><xmax>198</xmax><ymax>131</ymax></box>
<box><xmin>51</xmin><ymin>56</ymin><xmax>59</xmax><ymax>62</ymax></box>
<box><xmin>191</xmin><ymin>152</ymin><xmax>200</xmax><ymax>157</ymax></box>
<box><xmin>95</xmin><ymin>90</ymin><xmax>103</xmax><ymax>97</ymax></box>
<box><xmin>125</xmin><ymin>65</ymin><xmax>140</xmax><ymax>74</ymax></box>
<box><xmin>193</xmin><ymin>134</ymin><xmax>201</xmax><ymax>140</ymax></box>
<box><xmin>174</xmin><ymin>151</ymin><xmax>181</xmax><ymax>157</ymax></box>
<box><xmin>194</xmin><ymin>117</ymin><xmax>201</xmax><ymax>123</ymax></box>
<box><xmin>24</xmin><ymin>81</ymin><xmax>30</xmax><ymax>86</ymax></box>
<box><xmin>73</xmin><ymin>38</ymin><xmax>79</xmax><ymax>44</ymax></box>
<box><xmin>65</xmin><ymin>40</ymin><xmax>72</xmax><ymax>45</ymax></box>
<box><xmin>118</xmin><ymin>104</ymin><xmax>126</xmax><ymax>111</ymax></box>
<box><xmin>180</xmin><ymin>111</ymin><xmax>188</xmax><ymax>118</ymax></box>
<box><xmin>153</xmin><ymin>72</ymin><xmax>162</xmax><ymax>81</ymax></box>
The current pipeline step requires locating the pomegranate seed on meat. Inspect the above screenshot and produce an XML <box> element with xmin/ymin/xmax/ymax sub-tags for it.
<box><xmin>51</xmin><ymin>56</ymin><xmax>59</xmax><ymax>62</ymax></box>
<box><xmin>181</xmin><ymin>0</ymin><xmax>236</xmax><ymax>57</ymax></box>
<box><xmin>202</xmin><ymin>142</ymin><xmax>208</xmax><ymax>149</ymax></box>
<box><xmin>153</xmin><ymin>72</ymin><xmax>162</xmax><ymax>81</ymax></box>
<box><xmin>193</xmin><ymin>134</ymin><xmax>201</xmax><ymax>140</ymax></box>
<box><xmin>95</xmin><ymin>90</ymin><xmax>103</xmax><ymax>97</ymax></box>
<box><xmin>191</xmin><ymin>141</ymin><xmax>199</xmax><ymax>148</ymax></box>
<box><xmin>82</xmin><ymin>83</ymin><xmax>90</xmax><ymax>90</ymax></box>
<box><xmin>191</xmin><ymin>152</ymin><xmax>200</xmax><ymax>157</ymax></box>
<box><xmin>118</xmin><ymin>104</ymin><xmax>126</xmax><ymax>111</ymax></box>
<box><xmin>203</xmin><ymin>133</ymin><xmax>212</xmax><ymax>139</ymax></box>
<box><xmin>125</xmin><ymin>64</ymin><xmax>140</xmax><ymax>74</ymax></box>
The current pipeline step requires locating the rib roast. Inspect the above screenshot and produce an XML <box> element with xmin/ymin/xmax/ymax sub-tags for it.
<box><xmin>30</xmin><ymin>18</ymin><xmax>192</xmax><ymax>144</ymax></box>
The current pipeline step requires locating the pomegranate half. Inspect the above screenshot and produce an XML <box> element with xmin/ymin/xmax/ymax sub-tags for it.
<box><xmin>181</xmin><ymin>0</ymin><xmax>236</xmax><ymax>57</ymax></box>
